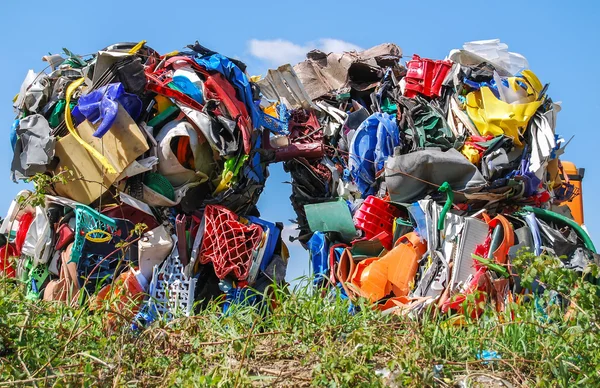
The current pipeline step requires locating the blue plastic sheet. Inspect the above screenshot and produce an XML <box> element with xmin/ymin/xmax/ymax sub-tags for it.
<box><xmin>223</xmin><ymin>287</ymin><xmax>259</xmax><ymax>314</ymax></box>
<box><xmin>462</xmin><ymin>76</ymin><xmax>522</xmax><ymax>100</ymax></box>
<box><xmin>246</xmin><ymin>216</ymin><xmax>280</xmax><ymax>271</ymax></box>
<box><xmin>407</xmin><ymin>203</ymin><xmax>427</xmax><ymax>241</ymax></box>
<box><xmin>348</xmin><ymin>113</ymin><xmax>400</xmax><ymax>197</ymax></box>
<box><xmin>10</xmin><ymin>119</ymin><xmax>18</xmax><ymax>151</ymax></box>
<box><xmin>245</xmin><ymin>136</ymin><xmax>265</xmax><ymax>183</ymax></box>
<box><xmin>307</xmin><ymin>231</ymin><xmax>329</xmax><ymax>286</ymax></box>
<box><xmin>333</xmin><ymin>246</ymin><xmax>345</xmax><ymax>264</ymax></box>
<box><xmin>476</xmin><ymin>350</ymin><xmax>501</xmax><ymax>365</ymax></box>
<box><xmin>195</xmin><ymin>54</ymin><xmax>259</xmax><ymax>128</ymax></box>
<box><xmin>171</xmin><ymin>76</ymin><xmax>204</xmax><ymax>104</ymax></box>
<box><xmin>72</xmin><ymin>83</ymin><xmax>142</xmax><ymax>138</ymax></box>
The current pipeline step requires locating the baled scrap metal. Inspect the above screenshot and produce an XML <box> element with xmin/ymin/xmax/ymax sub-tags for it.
<box><xmin>258</xmin><ymin>39</ymin><xmax>596</xmax><ymax>317</ymax></box>
<box><xmin>2</xmin><ymin>41</ymin><xmax>288</xmax><ymax>327</ymax></box>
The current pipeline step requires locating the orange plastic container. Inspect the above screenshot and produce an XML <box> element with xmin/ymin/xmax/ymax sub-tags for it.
<box><xmin>385</xmin><ymin>232</ymin><xmax>427</xmax><ymax>297</ymax></box>
<box><xmin>351</xmin><ymin>232</ymin><xmax>427</xmax><ymax>302</ymax></box>
<box><xmin>337</xmin><ymin>248</ymin><xmax>356</xmax><ymax>298</ymax></box>
<box><xmin>486</xmin><ymin>214</ymin><xmax>514</xmax><ymax>265</ymax></box>
<box><xmin>92</xmin><ymin>269</ymin><xmax>146</xmax><ymax>328</ymax></box>
<box><xmin>356</xmin><ymin>258</ymin><xmax>391</xmax><ymax>302</ymax></box>
<box><xmin>561</xmin><ymin>161</ymin><xmax>585</xmax><ymax>225</ymax></box>
<box><xmin>350</xmin><ymin>257</ymin><xmax>380</xmax><ymax>300</ymax></box>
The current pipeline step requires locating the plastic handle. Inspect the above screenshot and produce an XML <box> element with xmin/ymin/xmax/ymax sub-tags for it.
<box><xmin>76</xmin><ymin>205</ymin><xmax>118</xmax><ymax>227</ymax></box>
<box><xmin>128</xmin><ymin>40</ymin><xmax>147</xmax><ymax>55</ymax></box>
<box><xmin>85</xmin><ymin>229</ymin><xmax>112</xmax><ymax>243</ymax></box>
<box><xmin>437</xmin><ymin>182</ymin><xmax>454</xmax><ymax>230</ymax></box>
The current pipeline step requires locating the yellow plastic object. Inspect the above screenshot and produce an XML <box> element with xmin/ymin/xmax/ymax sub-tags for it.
<box><xmin>213</xmin><ymin>155</ymin><xmax>248</xmax><ymax>195</ymax></box>
<box><xmin>263</xmin><ymin>102</ymin><xmax>279</xmax><ymax>118</ymax></box>
<box><xmin>214</xmin><ymin>171</ymin><xmax>234</xmax><ymax>194</ymax></box>
<box><xmin>65</xmin><ymin>78</ymin><xmax>117</xmax><ymax>174</ymax></box>
<box><xmin>281</xmin><ymin>242</ymin><xmax>290</xmax><ymax>262</ymax></box>
<box><xmin>85</xmin><ymin>229</ymin><xmax>112</xmax><ymax>243</ymax></box>
<box><xmin>128</xmin><ymin>40</ymin><xmax>147</xmax><ymax>55</ymax></box>
<box><xmin>520</xmin><ymin>70</ymin><xmax>543</xmax><ymax>94</ymax></box>
<box><xmin>250</xmin><ymin>75</ymin><xmax>261</xmax><ymax>82</ymax></box>
<box><xmin>465</xmin><ymin>71</ymin><xmax>544</xmax><ymax>147</ymax></box>
<box><xmin>154</xmin><ymin>95</ymin><xmax>174</xmax><ymax>114</ymax></box>
<box><xmin>461</xmin><ymin>144</ymin><xmax>481</xmax><ymax>164</ymax></box>
<box><xmin>561</xmin><ymin>161</ymin><xmax>585</xmax><ymax>225</ymax></box>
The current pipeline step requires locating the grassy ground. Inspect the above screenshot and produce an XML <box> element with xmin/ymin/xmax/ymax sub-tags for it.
<box><xmin>1</xmin><ymin>259</ymin><xmax>600</xmax><ymax>387</ymax></box>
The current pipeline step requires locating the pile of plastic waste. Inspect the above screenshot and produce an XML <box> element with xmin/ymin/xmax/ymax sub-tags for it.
<box><xmin>1</xmin><ymin>38</ymin><xmax>597</xmax><ymax>325</ymax></box>
<box><xmin>257</xmin><ymin>39</ymin><xmax>596</xmax><ymax>316</ymax></box>
<box><xmin>2</xmin><ymin>41</ymin><xmax>288</xmax><ymax>327</ymax></box>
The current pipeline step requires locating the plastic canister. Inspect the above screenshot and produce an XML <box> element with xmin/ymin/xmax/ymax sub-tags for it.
<box><xmin>561</xmin><ymin>161</ymin><xmax>585</xmax><ymax>225</ymax></box>
<box><xmin>385</xmin><ymin>232</ymin><xmax>427</xmax><ymax>297</ymax></box>
<box><xmin>138</xmin><ymin>226</ymin><xmax>174</xmax><ymax>280</ymax></box>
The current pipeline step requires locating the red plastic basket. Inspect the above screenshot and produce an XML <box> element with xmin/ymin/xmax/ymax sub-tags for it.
<box><xmin>353</xmin><ymin>196</ymin><xmax>402</xmax><ymax>250</ymax></box>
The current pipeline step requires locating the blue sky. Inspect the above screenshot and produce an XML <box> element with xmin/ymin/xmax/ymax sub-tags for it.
<box><xmin>0</xmin><ymin>0</ymin><xmax>598</xmax><ymax>282</ymax></box>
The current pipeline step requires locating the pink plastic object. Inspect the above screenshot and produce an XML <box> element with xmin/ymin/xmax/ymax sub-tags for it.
<box><xmin>404</xmin><ymin>55</ymin><xmax>452</xmax><ymax>98</ymax></box>
<box><xmin>199</xmin><ymin>205</ymin><xmax>263</xmax><ymax>280</ymax></box>
<box><xmin>262</xmin><ymin>130</ymin><xmax>325</xmax><ymax>162</ymax></box>
<box><xmin>353</xmin><ymin>196</ymin><xmax>401</xmax><ymax>250</ymax></box>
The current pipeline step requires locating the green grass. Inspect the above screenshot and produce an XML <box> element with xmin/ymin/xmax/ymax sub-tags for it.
<box><xmin>1</xmin><ymin>261</ymin><xmax>600</xmax><ymax>387</ymax></box>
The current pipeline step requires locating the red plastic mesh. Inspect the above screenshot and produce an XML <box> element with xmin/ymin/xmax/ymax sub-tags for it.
<box><xmin>199</xmin><ymin>205</ymin><xmax>263</xmax><ymax>280</ymax></box>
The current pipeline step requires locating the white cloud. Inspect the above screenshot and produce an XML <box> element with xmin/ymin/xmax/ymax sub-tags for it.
<box><xmin>248</xmin><ymin>39</ymin><xmax>307</xmax><ymax>67</ymax></box>
<box><xmin>318</xmin><ymin>39</ymin><xmax>363</xmax><ymax>55</ymax></box>
<box><xmin>248</xmin><ymin>38</ymin><xmax>363</xmax><ymax>66</ymax></box>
